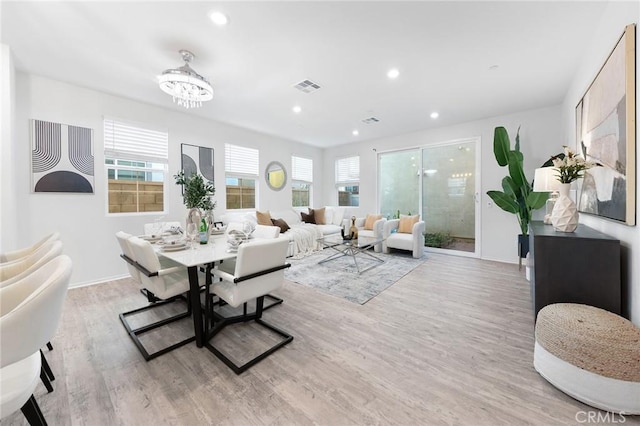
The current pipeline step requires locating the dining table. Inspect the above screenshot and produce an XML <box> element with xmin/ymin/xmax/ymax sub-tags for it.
<box><xmin>155</xmin><ymin>235</ymin><xmax>236</xmax><ymax>347</ymax></box>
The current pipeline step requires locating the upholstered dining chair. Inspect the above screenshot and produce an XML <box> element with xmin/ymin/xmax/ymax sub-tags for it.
<box><xmin>0</xmin><ymin>241</ymin><xmax>64</xmax><ymax>393</ymax></box>
<box><xmin>0</xmin><ymin>232</ymin><xmax>60</xmax><ymax>264</ymax></box>
<box><xmin>383</xmin><ymin>215</ymin><xmax>426</xmax><ymax>259</ymax></box>
<box><xmin>206</xmin><ymin>238</ymin><xmax>292</xmax><ymax>374</ymax></box>
<box><xmin>143</xmin><ymin>221</ymin><xmax>182</xmax><ymax>236</ymax></box>
<box><xmin>0</xmin><ymin>241</ymin><xmax>64</xmax><ymax>288</ymax></box>
<box><xmin>216</xmin><ymin>224</ymin><xmax>284</xmax><ymax>312</ymax></box>
<box><xmin>117</xmin><ymin>234</ymin><xmax>201</xmax><ymax>361</ymax></box>
<box><xmin>0</xmin><ymin>255</ymin><xmax>72</xmax><ymax>426</ymax></box>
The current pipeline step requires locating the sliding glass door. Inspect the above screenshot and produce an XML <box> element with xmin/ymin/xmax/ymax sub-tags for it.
<box><xmin>378</xmin><ymin>138</ymin><xmax>479</xmax><ymax>256</ymax></box>
<box><xmin>422</xmin><ymin>139</ymin><xmax>478</xmax><ymax>254</ymax></box>
<box><xmin>378</xmin><ymin>149</ymin><xmax>420</xmax><ymax>218</ymax></box>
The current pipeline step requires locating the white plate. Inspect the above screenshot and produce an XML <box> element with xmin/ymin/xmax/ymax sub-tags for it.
<box><xmin>161</xmin><ymin>244</ymin><xmax>188</xmax><ymax>252</ymax></box>
<box><xmin>140</xmin><ymin>234</ymin><xmax>162</xmax><ymax>242</ymax></box>
<box><xmin>156</xmin><ymin>239</ymin><xmax>186</xmax><ymax>246</ymax></box>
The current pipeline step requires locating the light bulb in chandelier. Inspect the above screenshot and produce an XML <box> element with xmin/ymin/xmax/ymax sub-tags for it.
<box><xmin>158</xmin><ymin>50</ymin><xmax>213</xmax><ymax>109</ymax></box>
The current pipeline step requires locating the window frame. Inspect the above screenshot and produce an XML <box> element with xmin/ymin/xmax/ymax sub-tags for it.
<box><xmin>104</xmin><ymin>118</ymin><xmax>168</xmax><ymax>216</ymax></box>
<box><xmin>291</xmin><ymin>155</ymin><xmax>313</xmax><ymax>208</ymax></box>
<box><xmin>224</xmin><ymin>143</ymin><xmax>259</xmax><ymax>210</ymax></box>
<box><xmin>335</xmin><ymin>156</ymin><xmax>360</xmax><ymax>207</ymax></box>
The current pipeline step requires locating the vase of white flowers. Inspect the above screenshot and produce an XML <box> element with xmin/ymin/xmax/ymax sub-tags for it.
<box><xmin>549</xmin><ymin>146</ymin><xmax>594</xmax><ymax>232</ymax></box>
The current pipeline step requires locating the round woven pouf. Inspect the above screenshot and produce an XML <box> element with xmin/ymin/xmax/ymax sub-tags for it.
<box><xmin>534</xmin><ymin>303</ymin><xmax>640</xmax><ymax>414</ymax></box>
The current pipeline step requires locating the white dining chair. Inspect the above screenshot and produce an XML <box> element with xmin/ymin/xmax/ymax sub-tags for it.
<box><xmin>0</xmin><ymin>241</ymin><xmax>64</xmax><ymax>288</ymax></box>
<box><xmin>0</xmin><ymin>255</ymin><xmax>72</xmax><ymax>426</ymax></box>
<box><xmin>0</xmin><ymin>232</ymin><xmax>60</xmax><ymax>264</ymax></box>
<box><xmin>143</xmin><ymin>221</ymin><xmax>182</xmax><ymax>236</ymax></box>
<box><xmin>206</xmin><ymin>238</ymin><xmax>292</xmax><ymax>374</ymax></box>
<box><xmin>118</xmin><ymin>235</ymin><xmax>203</xmax><ymax>361</ymax></box>
<box><xmin>0</xmin><ymin>241</ymin><xmax>64</xmax><ymax>394</ymax></box>
<box><xmin>215</xmin><ymin>224</ymin><xmax>284</xmax><ymax>312</ymax></box>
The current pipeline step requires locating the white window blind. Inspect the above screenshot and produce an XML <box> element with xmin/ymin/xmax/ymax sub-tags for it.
<box><xmin>104</xmin><ymin>118</ymin><xmax>168</xmax><ymax>163</ymax></box>
<box><xmin>292</xmin><ymin>156</ymin><xmax>313</xmax><ymax>182</ymax></box>
<box><xmin>225</xmin><ymin>143</ymin><xmax>259</xmax><ymax>176</ymax></box>
<box><xmin>335</xmin><ymin>156</ymin><xmax>360</xmax><ymax>183</ymax></box>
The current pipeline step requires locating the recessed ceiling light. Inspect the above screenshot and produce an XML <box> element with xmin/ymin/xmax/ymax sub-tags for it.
<box><xmin>489</xmin><ymin>65</ymin><xmax>499</xmax><ymax>71</ymax></box>
<box><xmin>430</xmin><ymin>112</ymin><xmax>439</xmax><ymax>119</ymax></box>
<box><xmin>387</xmin><ymin>68</ymin><xmax>400</xmax><ymax>79</ymax></box>
<box><xmin>292</xmin><ymin>105</ymin><xmax>302</xmax><ymax>114</ymax></box>
<box><xmin>352</xmin><ymin>130</ymin><xmax>359</xmax><ymax>136</ymax></box>
<box><xmin>210</xmin><ymin>11</ymin><xmax>229</xmax><ymax>26</ymax></box>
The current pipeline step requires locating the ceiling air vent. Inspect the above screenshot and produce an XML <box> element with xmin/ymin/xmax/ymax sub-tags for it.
<box><xmin>362</xmin><ymin>117</ymin><xmax>380</xmax><ymax>124</ymax></box>
<box><xmin>293</xmin><ymin>79</ymin><xmax>321</xmax><ymax>93</ymax></box>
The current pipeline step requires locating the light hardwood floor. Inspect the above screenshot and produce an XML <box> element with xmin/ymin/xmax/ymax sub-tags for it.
<box><xmin>5</xmin><ymin>253</ymin><xmax>638</xmax><ymax>425</ymax></box>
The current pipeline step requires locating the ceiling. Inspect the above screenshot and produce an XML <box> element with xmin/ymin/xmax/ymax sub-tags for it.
<box><xmin>1</xmin><ymin>1</ymin><xmax>610</xmax><ymax>148</ymax></box>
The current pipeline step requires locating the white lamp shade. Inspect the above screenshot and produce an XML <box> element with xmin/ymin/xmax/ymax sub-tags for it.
<box><xmin>533</xmin><ymin>168</ymin><xmax>562</xmax><ymax>192</ymax></box>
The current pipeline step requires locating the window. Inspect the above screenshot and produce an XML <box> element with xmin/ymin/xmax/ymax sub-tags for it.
<box><xmin>225</xmin><ymin>143</ymin><xmax>259</xmax><ymax>209</ymax></box>
<box><xmin>335</xmin><ymin>156</ymin><xmax>360</xmax><ymax>206</ymax></box>
<box><xmin>291</xmin><ymin>155</ymin><xmax>313</xmax><ymax>207</ymax></box>
<box><xmin>104</xmin><ymin>118</ymin><xmax>168</xmax><ymax>214</ymax></box>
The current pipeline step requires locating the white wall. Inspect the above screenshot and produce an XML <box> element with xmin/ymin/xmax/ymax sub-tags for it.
<box><xmin>11</xmin><ymin>73</ymin><xmax>322</xmax><ymax>287</ymax></box>
<box><xmin>0</xmin><ymin>44</ymin><xmax>18</xmax><ymax>253</ymax></box>
<box><xmin>561</xmin><ymin>2</ymin><xmax>640</xmax><ymax>324</ymax></box>
<box><xmin>322</xmin><ymin>105</ymin><xmax>562</xmax><ymax>264</ymax></box>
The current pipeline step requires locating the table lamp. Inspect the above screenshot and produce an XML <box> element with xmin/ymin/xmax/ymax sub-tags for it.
<box><xmin>533</xmin><ymin>167</ymin><xmax>562</xmax><ymax>224</ymax></box>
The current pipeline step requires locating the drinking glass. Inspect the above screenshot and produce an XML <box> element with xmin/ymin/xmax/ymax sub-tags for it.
<box><xmin>186</xmin><ymin>223</ymin><xmax>198</xmax><ymax>250</ymax></box>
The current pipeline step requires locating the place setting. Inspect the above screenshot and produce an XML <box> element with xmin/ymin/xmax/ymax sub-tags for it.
<box><xmin>155</xmin><ymin>235</ymin><xmax>189</xmax><ymax>251</ymax></box>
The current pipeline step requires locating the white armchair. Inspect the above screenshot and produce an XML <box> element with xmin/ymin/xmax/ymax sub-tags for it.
<box><xmin>341</xmin><ymin>215</ymin><xmax>386</xmax><ymax>252</ymax></box>
<box><xmin>383</xmin><ymin>217</ymin><xmax>426</xmax><ymax>258</ymax></box>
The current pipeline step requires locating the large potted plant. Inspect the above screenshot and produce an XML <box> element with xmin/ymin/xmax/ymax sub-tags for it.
<box><xmin>486</xmin><ymin>126</ymin><xmax>548</xmax><ymax>258</ymax></box>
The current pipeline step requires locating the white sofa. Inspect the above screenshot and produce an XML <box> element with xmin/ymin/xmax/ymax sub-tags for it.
<box><xmin>220</xmin><ymin>207</ymin><xmax>349</xmax><ymax>258</ymax></box>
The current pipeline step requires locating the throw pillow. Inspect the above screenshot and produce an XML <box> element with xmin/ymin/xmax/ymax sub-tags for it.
<box><xmin>271</xmin><ymin>218</ymin><xmax>290</xmax><ymax>234</ymax></box>
<box><xmin>364</xmin><ymin>214</ymin><xmax>383</xmax><ymax>230</ymax></box>
<box><xmin>301</xmin><ymin>210</ymin><xmax>315</xmax><ymax>224</ymax></box>
<box><xmin>398</xmin><ymin>214</ymin><xmax>419</xmax><ymax>233</ymax></box>
<box><xmin>310</xmin><ymin>207</ymin><xmax>326</xmax><ymax>225</ymax></box>
<box><xmin>256</xmin><ymin>210</ymin><xmax>273</xmax><ymax>226</ymax></box>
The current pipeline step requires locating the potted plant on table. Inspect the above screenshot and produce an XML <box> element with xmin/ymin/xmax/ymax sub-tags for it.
<box><xmin>486</xmin><ymin>126</ymin><xmax>548</xmax><ymax>259</ymax></box>
<box><xmin>174</xmin><ymin>171</ymin><xmax>216</xmax><ymax>244</ymax></box>
<box><xmin>546</xmin><ymin>146</ymin><xmax>595</xmax><ymax>232</ymax></box>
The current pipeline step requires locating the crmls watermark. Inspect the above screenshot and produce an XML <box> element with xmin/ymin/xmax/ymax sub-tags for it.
<box><xmin>575</xmin><ymin>411</ymin><xmax>627</xmax><ymax>423</ymax></box>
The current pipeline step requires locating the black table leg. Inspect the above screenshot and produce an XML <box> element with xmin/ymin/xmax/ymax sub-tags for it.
<box><xmin>187</xmin><ymin>265</ymin><xmax>203</xmax><ymax>347</ymax></box>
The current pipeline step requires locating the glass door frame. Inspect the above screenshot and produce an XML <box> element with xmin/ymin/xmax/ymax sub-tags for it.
<box><xmin>376</xmin><ymin>136</ymin><xmax>481</xmax><ymax>258</ymax></box>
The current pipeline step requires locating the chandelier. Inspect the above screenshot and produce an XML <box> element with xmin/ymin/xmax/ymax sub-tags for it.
<box><xmin>158</xmin><ymin>50</ymin><xmax>213</xmax><ymax>109</ymax></box>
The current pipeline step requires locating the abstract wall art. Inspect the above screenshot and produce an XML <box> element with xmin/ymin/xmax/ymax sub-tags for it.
<box><xmin>31</xmin><ymin>119</ymin><xmax>95</xmax><ymax>193</ymax></box>
<box><xmin>576</xmin><ymin>24</ymin><xmax>636</xmax><ymax>226</ymax></box>
<box><xmin>181</xmin><ymin>143</ymin><xmax>214</xmax><ymax>182</ymax></box>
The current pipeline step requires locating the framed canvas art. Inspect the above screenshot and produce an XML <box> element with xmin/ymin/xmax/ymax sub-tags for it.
<box><xmin>576</xmin><ymin>24</ymin><xmax>636</xmax><ymax>226</ymax></box>
<box><xmin>31</xmin><ymin>119</ymin><xmax>94</xmax><ymax>193</ymax></box>
<box><xmin>181</xmin><ymin>143</ymin><xmax>214</xmax><ymax>183</ymax></box>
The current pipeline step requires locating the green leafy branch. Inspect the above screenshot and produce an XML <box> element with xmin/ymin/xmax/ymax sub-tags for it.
<box><xmin>174</xmin><ymin>171</ymin><xmax>216</xmax><ymax>211</ymax></box>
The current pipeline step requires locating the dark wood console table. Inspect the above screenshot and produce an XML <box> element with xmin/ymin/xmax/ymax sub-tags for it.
<box><xmin>528</xmin><ymin>221</ymin><xmax>621</xmax><ymax>320</ymax></box>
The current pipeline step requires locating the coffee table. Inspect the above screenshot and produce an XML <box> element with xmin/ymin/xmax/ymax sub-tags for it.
<box><xmin>317</xmin><ymin>234</ymin><xmax>385</xmax><ymax>274</ymax></box>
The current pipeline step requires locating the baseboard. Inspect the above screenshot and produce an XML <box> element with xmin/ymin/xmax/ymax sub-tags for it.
<box><xmin>70</xmin><ymin>274</ymin><xmax>129</xmax><ymax>289</ymax></box>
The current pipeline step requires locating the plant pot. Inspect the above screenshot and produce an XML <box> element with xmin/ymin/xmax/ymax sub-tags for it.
<box><xmin>518</xmin><ymin>234</ymin><xmax>529</xmax><ymax>258</ymax></box>
<box><xmin>551</xmin><ymin>183</ymin><xmax>578</xmax><ymax>232</ymax></box>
